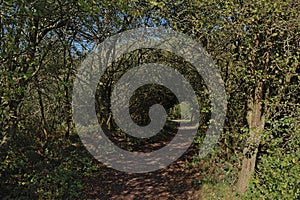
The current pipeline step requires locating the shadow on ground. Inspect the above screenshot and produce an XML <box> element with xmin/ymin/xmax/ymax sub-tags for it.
<box><xmin>82</xmin><ymin>132</ymin><xmax>202</xmax><ymax>200</ymax></box>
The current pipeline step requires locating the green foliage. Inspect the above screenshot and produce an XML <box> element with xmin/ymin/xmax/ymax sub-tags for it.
<box><xmin>245</xmin><ymin>114</ymin><xmax>300</xmax><ymax>199</ymax></box>
<box><xmin>169</xmin><ymin>101</ymin><xmax>193</xmax><ymax>120</ymax></box>
<box><xmin>159</xmin><ymin>0</ymin><xmax>299</xmax><ymax>195</ymax></box>
<box><xmin>1</xmin><ymin>0</ymin><xmax>299</xmax><ymax>198</ymax></box>
<box><xmin>0</xmin><ymin>133</ymin><xmax>97</xmax><ymax>199</ymax></box>
<box><xmin>195</xmin><ymin>182</ymin><xmax>240</xmax><ymax>200</ymax></box>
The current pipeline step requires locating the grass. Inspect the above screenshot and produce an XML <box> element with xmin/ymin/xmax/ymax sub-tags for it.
<box><xmin>192</xmin><ymin>182</ymin><xmax>241</xmax><ymax>200</ymax></box>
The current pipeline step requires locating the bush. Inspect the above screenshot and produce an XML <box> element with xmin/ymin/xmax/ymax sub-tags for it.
<box><xmin>0</xmin><ymin>132</ymin><xmax>95</xmax><ymax>199</ymax></box>
<box><xmin>245</xmin><ymin>115</ymin><xmax>300</xmax><ymax>199</ymax></box>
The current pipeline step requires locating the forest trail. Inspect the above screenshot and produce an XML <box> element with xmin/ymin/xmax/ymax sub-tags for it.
<box><xmin>83</xmin><ymin>155</ymin><xmax>200</xmax><ymax>199</ymax></box>
<box><xmin>82</xmin><ymin>123</ymin><xmax>201</xmax><ymax>199</ymax></box>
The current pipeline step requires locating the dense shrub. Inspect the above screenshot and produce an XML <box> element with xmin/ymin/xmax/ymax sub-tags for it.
<box><xmin>245</xmin><ymin>114</ymin><xmax>300</xmax><ymax>199</ymax></box>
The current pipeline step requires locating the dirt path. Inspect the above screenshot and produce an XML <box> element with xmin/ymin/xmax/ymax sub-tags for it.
<box><xmin>82</xmin><ymin>147</ymin><xmax>201</xmax><ymax>200</ymax></box>
<box><xmin>82</xmin><ymin>122</ymin><xmax>202</xmax><ymax>199</ymax></box>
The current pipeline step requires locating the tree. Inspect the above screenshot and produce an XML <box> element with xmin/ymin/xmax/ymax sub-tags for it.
<box><xmin>151</xmin><ymin>0</ymin><xmax>299</xmax><ymax>194</ymax></box>
<box><xmin>1</xmin><ymin>0</ymin><xmax>298</xmax><ymax>198</ymax></box>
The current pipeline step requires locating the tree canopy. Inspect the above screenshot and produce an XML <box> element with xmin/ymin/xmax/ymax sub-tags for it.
<box><xmin>0</xmin><ymin>0</ymin><xmax>299</xmax><ymax>199</ymax></box>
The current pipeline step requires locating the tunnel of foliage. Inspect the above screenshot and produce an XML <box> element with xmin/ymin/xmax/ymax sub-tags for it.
<box><xmin>0</xmin><ymin>0</ymin><xmax>299</xmax><ymax>199</ymax></box>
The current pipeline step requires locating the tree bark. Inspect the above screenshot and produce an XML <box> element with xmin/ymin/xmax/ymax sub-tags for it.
<box><xmin>237</xmin><ymin>81</ymin><xmax>265</xmax><ymax>194</ymax></box>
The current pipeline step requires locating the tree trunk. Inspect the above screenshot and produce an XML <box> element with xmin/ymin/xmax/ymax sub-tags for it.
<box><xmin>237</xmin><ymin>81</ymin><xmax>265</xmax><ymax>194</ymax></box>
